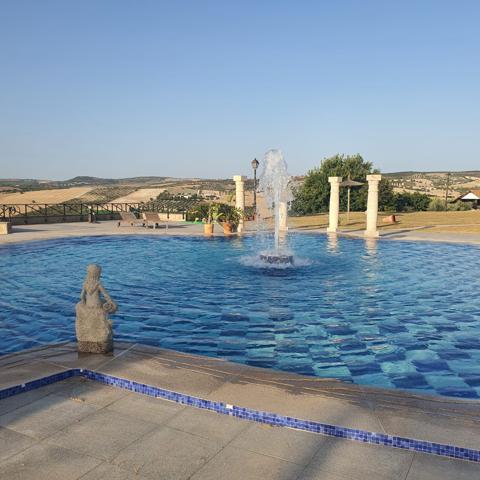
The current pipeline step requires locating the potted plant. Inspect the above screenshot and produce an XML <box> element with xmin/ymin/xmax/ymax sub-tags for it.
<box><xmin>221</xmin><ymin>205</ymin><xmax>243</xmax><ymax>234</ymax></box>
<box><xmin>204</xmin><ymin>203</ymin><xmax>221</xmax><ymax>236</ymax></box>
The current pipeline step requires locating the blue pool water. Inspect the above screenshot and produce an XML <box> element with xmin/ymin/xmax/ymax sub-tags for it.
<box><xmin>1</xmin><ymin>234</ymin><xmax>479</xmax><ymax>398</ymax></box>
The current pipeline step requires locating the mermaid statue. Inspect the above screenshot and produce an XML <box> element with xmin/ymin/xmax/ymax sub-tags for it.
<box><xmin>76</xmin><ymin>264</ymin><xmax>117</xmax><ymax>353</ymax></box>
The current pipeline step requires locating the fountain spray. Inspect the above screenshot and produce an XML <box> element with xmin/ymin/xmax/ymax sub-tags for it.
<box><xmin>258</xmin><ymin>149</ymin><xmax>293</xmax><ymax>264</ymax></box>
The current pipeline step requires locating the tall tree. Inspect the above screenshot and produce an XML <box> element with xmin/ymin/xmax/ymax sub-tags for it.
<box><xmin>291</xmin><ymin>154</ymin><xmax>391</xmax><ymax>215</ymax></box>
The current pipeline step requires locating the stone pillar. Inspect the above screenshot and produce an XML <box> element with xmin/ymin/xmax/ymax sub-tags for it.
<box><xmin>327</xmin><ymin>177</ymin><xmax>342</xmax><ymax>233</ymax></box>
<box><xmin>365</xmin><ymin>174</ymin><xmax>382</xmax><ymax>238</ymax></box>
<box><xmin>0</xmin><ymin>222</ymin><xmax>12</xmax><ymax>235</ymax></box>
<box><xmin>233</xmin><ymin>175</ymin><xmax>246</xmax><ymax>233</ymax></box>
<box><xmin>279</xmin><ymin>201</ymin><xmax>288</xmax><ymax>231</ymax></box>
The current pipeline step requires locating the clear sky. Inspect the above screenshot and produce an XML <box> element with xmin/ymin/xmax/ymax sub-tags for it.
<box><xmin>1</xmin><ymin>0</ymin><xmax>479</xmax><ymax>179</ymax></box>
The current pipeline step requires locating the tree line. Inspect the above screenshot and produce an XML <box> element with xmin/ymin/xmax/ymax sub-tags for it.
<box><xmin>290</xmin><ymin>154</ymin><xmax>468</xmax><ymax>215</ymax></box>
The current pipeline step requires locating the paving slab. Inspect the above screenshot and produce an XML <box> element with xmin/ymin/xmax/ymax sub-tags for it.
<box><xmin>29</xmin><ymin>342</ymin><xmax>133</xmax><ymax>370</ymax></box>
<box><xmin>406</xmin><ymin>452</ymin><xmax>480</xmax><ymax>479</ymax></box>
<box><xmin>206</xmin><ymin>381</ymin><xmax>384</xmax><ymax>432</ymax></box>
<box><xmin>134</xmin><ymin>343</ymin><xmax>359</xmax><ymax>402</ymax></box>
<box><xmin>166</xmin><ymin>406</ymin><xmax>249</xmax><ymax>444</ymax></box>
<box><xmin>0</xmin><ymin>358</ymin><xmax>66</xmax><ymax>390</ymax></box>
<box><xmin>79</xmin><ymin>462</ymin><xmax>150</xmax><ymax>479</ymax></box>
<box><xmin>106</xmin><ymin>391</ymin><xmax>185</xmax><ymax>425</ymax></box>
<box><xmin>47</xmin><ymin>409</ymin><xmax>157</xmax><ymax>461</ymax></box>
<box><xmin>0</xmin><ymin>393</ymin><xmax>97</xmax><ymax>439</ymax></box>
<box><xmin>190</xmin><ymin>445</ymin><xmax>304</xmax><ymax>480</ymax></box>
<box><xmin>97</xmin><ymin>348</ymin><xmax>237</xmax><ymax>397</ymax></box>
<box><xmin>299</xmin><ymin>465</ymin><xmax>364</xmax><ymax>480</ymax></box>
<box><xmin>306</xmin><ymin>435</ymin><xmax>414</xmax><ymax>480</ymax></box>
<box><xmin>112</xmin><ymin>425</ymin><xmax>223</xmax><ymax>480</ymax></box>
<box><xmin>0</xmin><ymin>442</ymin><xmax>101</xmax><ymax>480</ymax></box>
<box><xmin>374</xmin><ymin>405</ymin><xmax>480</xmax><ymax>449</ymax></box>
<box><xmin>0</xmin><ymin>387</ymin><xmax>51</xmax><ymax>416</ymax></box>
<box><xmin>0</xmin><ymin>343</ymin><xmax>74</xmax><ymax>368</ymax></box>
<box><xmin>0</xmin><ymin>426</ymin><xmax>37</xmax><ymax>462</ymax></box>
<box><xmin>231</xmin><ymin>423</ymin><xmax>323</xmax><ymax>466</ymax></box>
<box><xmin>46</xmin><ymin>377</ymin><xmax>129</xmax><ymax>408</ymax></box>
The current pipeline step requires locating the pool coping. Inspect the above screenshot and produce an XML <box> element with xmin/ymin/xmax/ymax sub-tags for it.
<box><xmin>1</xmin><ymin>366</ymin><xmax>479</xmax><ymax>464</ymax></box>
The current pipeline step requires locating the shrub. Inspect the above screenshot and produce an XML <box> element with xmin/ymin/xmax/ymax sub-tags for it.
<box><xmin>428</xmin><ymin>198</ymin><xmax>446</xmax><ymax>211</ymax></box>
<box><xmin>394</xmin><ymin>192</ymin><xmax>431</xmax><ymax>212</ymax></box>
<box><xmin>449</xmin><ymin>201</ymin><xmax>472</xmax><ymax>211</ymax></box>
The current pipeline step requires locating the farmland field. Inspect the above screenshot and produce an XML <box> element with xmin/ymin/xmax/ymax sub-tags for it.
<box><xmin>111</xmin><ymin>188</ymin><xmax>167</xmax><ymax>203</ymax></box>
<box><xmin>0</xmin><ymin>187</ymin><xmax>92</xmax><ymax>205</ymax></box>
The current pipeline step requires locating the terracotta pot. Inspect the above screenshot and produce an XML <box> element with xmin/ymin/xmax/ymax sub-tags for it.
<box><xmin>382</xmin><ymin>215</ymin><xmax>397</xmax><ymax>224</ymax></box>
<box><xmin>204</xmin><ymin>223</ymin><xmax>214</xmax><ymax>235</ymax></box>
<box><xmin>222</xmin><ymin>222</ymin><xmax>234</xmax><ymax>234</ymax></box>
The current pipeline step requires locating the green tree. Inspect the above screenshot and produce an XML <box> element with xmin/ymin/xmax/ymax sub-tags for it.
<box><xmin>394</xmin><ymin>192</ymin><xmax>431</xmax><ymax>212</ymax></box>
<box><xmin>291</xmin><ymin>154</ymin><xmax>394</xmax><ymax>214</ymax></box>
<box><xmin>378</xmin><ymin>179</ymin><xmax>396</xmax><ymax>212</ymax></box>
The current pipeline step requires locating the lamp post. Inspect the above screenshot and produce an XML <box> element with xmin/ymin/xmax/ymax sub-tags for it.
<box><xmin>251</xmin><ymin>158</ymin><xmax>259</xmax><ymax>214</ymax></box>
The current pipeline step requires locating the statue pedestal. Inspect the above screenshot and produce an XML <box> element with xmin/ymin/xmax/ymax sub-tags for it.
<box><xmin>77</xmin><ymin>340</ymin><xmax>113</xmax><ymax>354</ymax></box>
<box><xmin>75</xmin><ymin>302</ymin><xmax>114</xmax><ymax>354</ymax></box>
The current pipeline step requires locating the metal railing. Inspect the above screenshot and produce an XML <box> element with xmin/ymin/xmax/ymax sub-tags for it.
<box><xmin>0</xmin><ymin>202</ymin><xmax>188</xmax><ymax>224</ymax></box>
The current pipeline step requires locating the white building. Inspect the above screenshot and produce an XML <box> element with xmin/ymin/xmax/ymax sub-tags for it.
<box><xmin>454</xmin><ymin>190</ymin><xmax>480</xmax><ymax>208</ymax></box>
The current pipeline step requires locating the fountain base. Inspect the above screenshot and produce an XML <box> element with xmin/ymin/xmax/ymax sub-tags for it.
<box><xmin>260</xmin><ymin>253</ymin><xmax>294</xmax><ymax>265</ymax></box>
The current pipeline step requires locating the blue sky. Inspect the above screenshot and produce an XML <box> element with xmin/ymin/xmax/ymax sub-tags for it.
<box><xmin>1</xmin><ymin>0</ymin><xmax>479</xmax><ymax>179</ymax></box>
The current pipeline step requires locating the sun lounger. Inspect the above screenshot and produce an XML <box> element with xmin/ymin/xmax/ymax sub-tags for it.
<box><xmin>142</xmin><ymin>212</ymin><xmax>169</xmax><ymax>230</ymax></box>
<box><xmin>117</xmin><ymin>211</ymin><xmax>145</xmax><ymax>227</ymax></box>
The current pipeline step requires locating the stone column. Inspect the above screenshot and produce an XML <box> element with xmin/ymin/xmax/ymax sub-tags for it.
<box><xmin>279</xmin><ymin>201</ymin><xmax>288</xmax><ymax>231</ymax></box>
<box><xmin>233</xmin><ymin>175</ymin><xmax>246</xmax><ymax>233</ymax></box>
<box><xmin>365</xmin><ymin>174</ymin><xmax>382</xmax><ymax>238</ymax></box>
<box><xmin>327</xmin><ymin>177</ymin><xmax>342</xmax><ymax>233</ymax></box>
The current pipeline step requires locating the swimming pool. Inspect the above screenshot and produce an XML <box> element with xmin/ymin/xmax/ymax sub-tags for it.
<box><xmin>1</xmin><ymin>234</ymin><xmax>479</xmax><ymax>398</ymax></box>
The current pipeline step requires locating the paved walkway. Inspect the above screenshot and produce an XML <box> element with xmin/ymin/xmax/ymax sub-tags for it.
<box><xmin>0</xmin><ymin>221</ymin><xmax>208</xmax><ymax>245</ymax></box>
<box><xmin>336</xmin><ymin>227</ymin><xmax>480</xmax><ymax>245</ymax></box>
<box><xmin>2</xmin><ymin>220</ymin><xmax>480</xmax><ymax>246</ymax></box>
<box><xmin>1</xmin><ymin>343</ymin><xmax>479</xmax><ymax>479</ymax></box>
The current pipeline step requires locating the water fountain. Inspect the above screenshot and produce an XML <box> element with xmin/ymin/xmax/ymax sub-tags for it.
<box><xmin>257</xmin><ymin>149</ymin><xmax>294</xmax><ymax>264</ymax></box>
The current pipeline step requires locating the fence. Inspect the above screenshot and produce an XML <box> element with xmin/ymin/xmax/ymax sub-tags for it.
<box><xmin>0</xmin><ymin>203</ymin><xmax>188</xmax><ymax>225</ymax></box>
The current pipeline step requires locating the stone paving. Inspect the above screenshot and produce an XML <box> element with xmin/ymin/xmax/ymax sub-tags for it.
<box><xmin>0</xmin><ymin>221</ymin><xmax>208</xmax><ymax>245</ymax></box>
<box><xmin>2</xmin><ymin>220</ymin><xmax>480</xmax><ymax>246</ymax></box>
<box><xmin>0</xmin><ymin>343</ymin><xmax>479</xmax><ymax>479</ymax></box>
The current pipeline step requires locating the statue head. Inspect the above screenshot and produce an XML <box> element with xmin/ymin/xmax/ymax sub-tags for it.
<box><xmin>86</xmin><ymin>264</ymin><xmax>102</xmax><ymax>281</ymax></box>
<box><xmin>84</xmin><ymin>264</ymin><xmax>102</xmax><ymax>293</ymax></box>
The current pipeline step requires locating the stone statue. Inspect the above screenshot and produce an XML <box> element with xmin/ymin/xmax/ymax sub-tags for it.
<box><xmin>76</xmin><ymin>264</ymin><xmax>117</xmax><ymax>353</ymax></box>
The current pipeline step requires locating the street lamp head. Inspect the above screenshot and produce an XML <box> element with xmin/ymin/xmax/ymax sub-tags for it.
<box><xmin>251</xmin><ymin>158</ymin><xmax>259</xmax><ymax>171</ymax></box>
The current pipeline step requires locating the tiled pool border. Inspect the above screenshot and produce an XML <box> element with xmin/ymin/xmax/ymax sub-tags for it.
<box><xmin>1</xmin><ymin>367</ymin><xmax>479</xmax><ymax>463</ymax></box>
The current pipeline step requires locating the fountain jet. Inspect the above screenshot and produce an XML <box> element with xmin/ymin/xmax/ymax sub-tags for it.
<box><xmin>258</xmin><ymin>149</ymin><xmax>293</xmax><ymax>264</ymax></box>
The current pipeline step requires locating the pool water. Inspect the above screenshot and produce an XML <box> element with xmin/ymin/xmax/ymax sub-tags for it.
<box><xmin>1</xmin><ymin>234</ymin><xmax>479</xmax><ymax>398</ymax></box>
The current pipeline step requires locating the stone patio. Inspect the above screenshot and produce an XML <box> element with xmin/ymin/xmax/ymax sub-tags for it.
<box><xmin>0</xmin><ymin>343</ymin><xmax>479</xmax><ymax>479</ymax></box>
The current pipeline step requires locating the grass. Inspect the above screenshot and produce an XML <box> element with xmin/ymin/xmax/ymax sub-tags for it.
<box><xmin>289</xmin><ymin>210</ymin><xmax>480</xmax><ymax>234</ymax></box>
